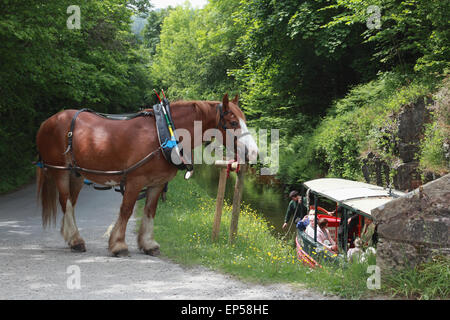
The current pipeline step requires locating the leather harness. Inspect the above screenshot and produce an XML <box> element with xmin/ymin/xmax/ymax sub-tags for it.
<box><xmin>36</xmin><ymin>102</ymin><xmax>247</xmax><ymax>187</ymax></box>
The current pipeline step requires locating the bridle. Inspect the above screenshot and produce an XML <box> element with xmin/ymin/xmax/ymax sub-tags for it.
<box><xmin>216</xmin><ymin>103</ymin><xmax>252</xmax><ymax>140</ymax></box>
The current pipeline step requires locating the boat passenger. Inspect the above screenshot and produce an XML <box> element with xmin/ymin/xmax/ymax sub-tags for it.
<box><xmin>305</xmin><ymin>214</ymin><xmax>316</xmax><ymax>239</ymax></box>
<box><xmin>347</xmin><ymin>238</ymin><xmax>363</xmax><ymax>262</ymax></box>
<box><xmin>330</xmin><ymin>205</ymin><xmax>343</xmax><ymax>217</ymax></box>
<box><xmin>317</xmin><ymin>218</ymin><xmax>338</xmax><ymax>253</ymax></box>
<box><xmin>347</xmin><ymin>214</ymin><xmax>360</xmax><ymax>248</ymax></box>
<box><xmin>282</xmin><ymin>190</ymin><xmax>307</xmax><ymax>230</ymax></box>
<box><xmin>296</xmin><ymin>215</ymin><xmax>310</xmax><ymax>231</ymax></box>
<box><xmin>338</xmin><ymin>212</ymin><xmax>359</xmax><ymax>250</ymax></box>
<box><xmin>360</xmin><ymin>218</ymin><xmax>376</xmax><ymax>248</ymax></box>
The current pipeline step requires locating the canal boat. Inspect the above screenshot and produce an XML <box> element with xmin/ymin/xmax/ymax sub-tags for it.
<box><xmin>296</xmin><ymin>178</ymin><xmax>405</xmax><ymax>267</ymax></box>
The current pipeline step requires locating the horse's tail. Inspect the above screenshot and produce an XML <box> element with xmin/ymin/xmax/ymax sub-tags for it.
<box><xmin>37</xmin><ymin>166</ymin><xmax>58</xmax><ymax>228</ymax></box>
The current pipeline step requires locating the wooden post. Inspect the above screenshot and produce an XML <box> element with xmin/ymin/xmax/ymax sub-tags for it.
<box><xmin>211</xmin><ymin>168</ymin><xmax>227</xmax><ymax>241</ymax></box>
<box><xmin>212</xmin><ymin>160</ymin><xmax>247</xmax><ymax>244</ymax></box>
<box><xmin>229</xmin><ymin>164</ymin><xmax>247</xmax><ymax>244</ymax></box>
<box><xmin>213</xmin><ymin>160</ymin><xmax>239</xmax><ymax>170</ymax></box>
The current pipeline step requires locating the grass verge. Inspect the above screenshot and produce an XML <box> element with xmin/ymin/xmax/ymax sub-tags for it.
<box><xmin>383</xmin><ymin>255</ymin><xmax>450</xmax><ymax>300</ymax></box>
<box><xmin>135</xmin><ymin>171</ymin><xmax>386</xmax><ymax>299</ymax></box>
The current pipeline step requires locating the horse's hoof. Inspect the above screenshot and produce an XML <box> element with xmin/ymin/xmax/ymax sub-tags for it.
<box><xmin>144</xmin><ymin>248</ymin><xmax>160</xmax><ymax>256</ymax></box>
<box><xmin>113</xmin><ymin>249</ymin><xmax>130</xmax><ymax>257</ymax></box>
<box><xmin>71</xmin><ymin>243</ymin><xmax>86</xmax><ymax>252</ymax></box>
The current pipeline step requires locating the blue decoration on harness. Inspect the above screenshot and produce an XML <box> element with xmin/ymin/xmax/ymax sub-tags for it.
<box><xmin>153</xmin><ymin>99</ymin><xmax>193</xmax><ymax>171</ymax></box>
<box><xmin>160</xmin><ymin>138</ymin><xmax>178</xmax><ymax>150</ymax></box>
<box><xmin>84</xmin><ymin>179</ymin><xmax>92</xmax><ymax>185</ymax></box>
<box><xmin>35</xmin><ymin>161</ymin><xmax>44</xmax><ymax>168</ymax></box>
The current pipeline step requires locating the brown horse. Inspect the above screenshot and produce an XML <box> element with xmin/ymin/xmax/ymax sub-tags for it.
<box><xmin>36</xmin><ymin>94</ymin><xmax>258</xmax><ymax>256</ymax></box>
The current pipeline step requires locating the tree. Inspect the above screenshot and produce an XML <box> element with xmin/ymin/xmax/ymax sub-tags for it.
<box><xmin>143</xmin><ymin>8</ymin><xmax>173</xmax><ymax>55</ymax></box>
<box><xmin>0</xmin><ymin>0</ymin><xmax>152</xmax><ymax>192</ymax></box>
<box><xmin>327</xmin><ymin>0</ymin><xmax>449</xmax><ymax>76</ymax></box>
<box><xmin>231</xmin><ymin>0</ymin><xmax>378</xmax><ymax>133</ymax></box>
<box><xmin>150</xmin><ymin>0</ymin><xmax>242</xmax><ymax>100</ymax></box>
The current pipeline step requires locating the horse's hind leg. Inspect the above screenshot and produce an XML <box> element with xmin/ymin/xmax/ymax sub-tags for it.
<box><xmin>55</xmin><ymin>171</ymin><xmax>86</xmax><ymax>252</ymax></box>
<box><xmin>138</xmin><ymin>184</ymin><xmax>165</xmax><ymax>256</ymax></box>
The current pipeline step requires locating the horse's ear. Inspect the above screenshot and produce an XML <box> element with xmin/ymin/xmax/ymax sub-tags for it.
<box><xmin>232</xmin><ymin>94</ymin><xmax>239</xmax><ymax>105</ymax></box>
<box><xmin>222</xmin><ymin>93</ymin><xmax>229</xmax><ymax>109</ymax></box>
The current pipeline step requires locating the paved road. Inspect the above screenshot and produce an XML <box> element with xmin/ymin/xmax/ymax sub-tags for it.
<box><xmin>0</xmin><ymin>182</ymin><xmax>333</xmax><ymax>300</ymax></box>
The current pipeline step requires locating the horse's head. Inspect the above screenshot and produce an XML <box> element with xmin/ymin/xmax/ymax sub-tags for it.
<box><xmin>216</xmin><ymin>94</ymin><xmax>258</xmax><ymax>163</ymax></box>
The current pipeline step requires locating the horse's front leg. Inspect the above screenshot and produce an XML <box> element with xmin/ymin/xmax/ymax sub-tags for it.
<box><xmin>138</xmin><ymin>184</ymin><xmax>165</xmax><ymax>256</ymax></box>
<box><xmin>108</xmin><ymin>182</ymin><xmax>141</xmax><ymax>257</ymax></box>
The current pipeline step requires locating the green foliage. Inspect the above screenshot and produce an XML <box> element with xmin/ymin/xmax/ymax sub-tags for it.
<box><xmin>232</xmin><ymin>0</ymin><xmax>378</xmax><ymax>124</ymax></box>
<box><xmin>150</xmin><ymin>0</ymin><xmax>242</xmax><ymax>100</ymax></box>
<box><xmin>420</xmin><ymin>122</ymin><xmax>448</xmax><ymax>174</ymax></box>
<box><xmin>419</xmin><ymin>78</ymin><xmax>450</xmax><ymax>174</ymax></box>
<box><xmin>142</xmin><ymin>7</ymin><xmax>172</xmax><ymax>55</ymax></box>
<box><xmin>0</xmin><ymin>0</ymin><xmax>152</xmax><ymax>193</ymax></box>
<box><xmin>142</xmin><ymin>0</ymin><xmax>449</xmax><ymax>186</ymax></box>
<box><xmin>136</xmin><ymin>171</ymin><xmax>381</xmax><ymax>299</ymax></box>
<box><xmin>384</xmin><ymin>255</ymin><xmax>450</xmax><ymax>300</ymax></box>
<box><xmin>305</xmin><ymin>72</ymin><xmax>439</xmax><ymax>181</ymax></box>
<box><xmin>277</xmin><ymin>133</ymin><xmax>323</xmax><ymax>186</ymax></box>
<box><xmin>136</xmin><ymin>172</ymin><xmax>301</xmax><ymax>282</ymax></box>
<box><xmin>328</xmin><ymin>0</ymin><xmax>450</xmax><ymax>75</ymax></box>
<box><xmin>2</xmin><ymin>0</ymin><xmax>449</xmax><ymax>192</ymax></box>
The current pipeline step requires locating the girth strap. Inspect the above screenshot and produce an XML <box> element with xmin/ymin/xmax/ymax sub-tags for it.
<box><xmin>43</xmin><ymin>146</ymin><xmax>162</xmax><ymax>176</ymax></box>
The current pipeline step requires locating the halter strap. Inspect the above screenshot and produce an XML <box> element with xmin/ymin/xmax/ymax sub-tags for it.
<box><xmin>215</xmin><ymin>103</ymin><xmax>248</xmax><ymax>140</ymax></box>
<box><xmin>216</xmin><ymin>103</ymin><xmax>228</xmax><ymax>130</ymax></box>
<box><xmin>235</xmin><ymin>131</ymin><xmax>252</xmax><ymax>139</ymax></box>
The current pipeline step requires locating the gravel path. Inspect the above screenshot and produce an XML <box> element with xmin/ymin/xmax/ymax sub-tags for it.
<box><xmin>0</xmin><ymin>182</ymin><xmax>334</xmax><ymax>300</ymax></box>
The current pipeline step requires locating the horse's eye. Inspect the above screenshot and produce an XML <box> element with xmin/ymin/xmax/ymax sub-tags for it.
<box><xmin>230</xmin><ymin>121</ymin><xmax>238</xmax><ymax>127</ymax></box>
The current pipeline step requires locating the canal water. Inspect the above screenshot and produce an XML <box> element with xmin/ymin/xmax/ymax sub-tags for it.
<box><xmin>192</xmin><ymin>164</ymin><xmax>291</xmax><ymax>237</ymax></box>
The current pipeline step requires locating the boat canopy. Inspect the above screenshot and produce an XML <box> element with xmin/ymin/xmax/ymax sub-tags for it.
<box><xmin>303</xmin><ymin>178</ymin><xmax>405</xmax><ymax>216</ymax></box>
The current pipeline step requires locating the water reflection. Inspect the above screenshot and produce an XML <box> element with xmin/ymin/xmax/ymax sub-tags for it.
<box><xmin>192</xmin><ymin>164</ymin><xmax>290</xmax><ymax>237</ymax></box>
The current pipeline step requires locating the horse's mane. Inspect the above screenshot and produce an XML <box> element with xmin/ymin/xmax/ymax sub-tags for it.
<box><xmin>189</xmin><ymin>100</ymin><xmax>245</xmax><ymax>121</ymax></box>
<box><xmin>171</xmin><ymin>100</ymin><xmax>245</xmax><ymax>123</ymax></box>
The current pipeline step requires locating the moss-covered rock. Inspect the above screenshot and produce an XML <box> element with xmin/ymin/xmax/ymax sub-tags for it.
<box><xmin>372</xmin><ymin>174</ymin><xmax>450</xmax><ymax>273</ymax></box>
